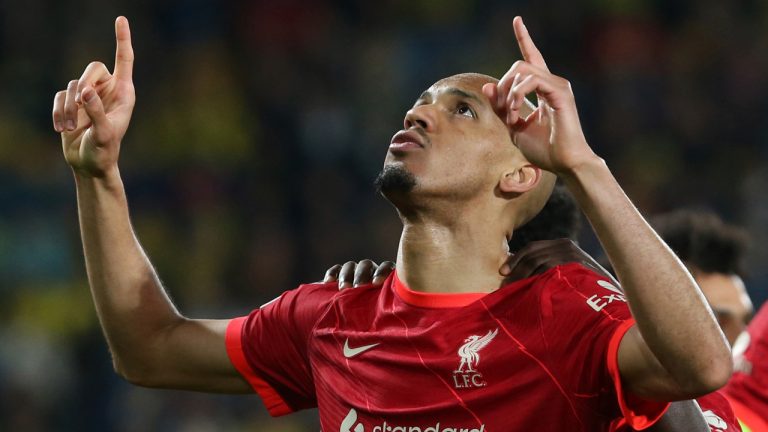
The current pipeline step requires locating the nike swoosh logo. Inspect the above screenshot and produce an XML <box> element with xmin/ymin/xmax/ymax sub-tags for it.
<box><xmin>343</xmin><ymin>339</ymin><xmax>380</xmax><ymax>358</ymax></box>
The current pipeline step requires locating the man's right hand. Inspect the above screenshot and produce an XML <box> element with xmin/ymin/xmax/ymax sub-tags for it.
<box><xmin>52</xmin><ymin>16</ymin><xmax>135</xmax><ymax>179</ymax></box>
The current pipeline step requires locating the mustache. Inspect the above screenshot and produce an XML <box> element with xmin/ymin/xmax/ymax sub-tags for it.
<box><xmin>410</xmin><ymin>127</ymin><xmax>431</xmax><ymax>146</ymax></box>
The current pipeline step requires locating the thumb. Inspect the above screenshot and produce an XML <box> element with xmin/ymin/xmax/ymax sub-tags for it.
<box><xmin>525</xmin><ymin>105</ymin><xmax>551</xmax><ymax>126</ymax></box>
<box><xmin>81</xmin><ymin>86</ymin><xmax>112</xmax><ymax>142</ymax></box>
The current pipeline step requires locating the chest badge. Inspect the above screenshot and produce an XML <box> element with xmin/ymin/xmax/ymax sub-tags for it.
<box><xmin>453</xmin><ymin>328</ymin><xmax>498</xmax><ymax>388</ymax></box>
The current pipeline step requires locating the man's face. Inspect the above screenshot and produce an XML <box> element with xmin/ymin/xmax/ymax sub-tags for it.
<box><xmin>380</xmin><ymin>74</ymin><xmax>518</xmax><ymax>201</ymax></box>
<box><xmin>694</xmin><ymin>271</ymin><xmax>754</xmax><ymax>346</ymax></box>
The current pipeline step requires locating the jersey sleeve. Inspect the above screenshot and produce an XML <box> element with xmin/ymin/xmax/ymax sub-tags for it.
<box><xmin>225</xmin><ymin>283</ymin><xmax>338</xmax><ymax>416</ymax></box>
<box><xmin>609</xmin><ymin>393</ymin><xmax>739</xmax><ymax>432</ymax></box>
<box><xmin>544</xmin><ymin>263</ymin><xmax>669</xmax><ymax>429</ymax></box>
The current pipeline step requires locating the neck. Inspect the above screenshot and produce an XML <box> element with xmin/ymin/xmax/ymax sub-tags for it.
<box><xmin>395</xmin><ymin>202</ymin><xmax>511</xmax><ymax>294</ymax></box>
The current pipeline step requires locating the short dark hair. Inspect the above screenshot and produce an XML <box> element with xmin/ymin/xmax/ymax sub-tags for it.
<box><xmin>652</xmin><ymin>210</ymin><xmax>749</xmax><ymax>276</ymax></box>
<box><xmin>508</xmin><ymin>184</ymin><xmax>581</xmax><ymax>253</ymax></box>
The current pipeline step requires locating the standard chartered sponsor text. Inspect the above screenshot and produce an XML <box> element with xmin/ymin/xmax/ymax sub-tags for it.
<box><xmin>341</xmin><ymin>408</ymin><xmax>486</xmax><ymax>432</ymax></box>
<box><xmin>371</xmin><ymin>422</ymin><xmax>485</xmax><ymax>432</ymax></box>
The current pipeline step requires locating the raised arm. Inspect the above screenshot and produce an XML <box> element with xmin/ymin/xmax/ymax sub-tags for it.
<box><xmin>484</xmin><ymin>17</ymin><xmax>732</xmax><ymax>400</ymax></box>
<box><xmin>52</xmin><ymin>17</ymin><xmax>249</xmax><ymax>393</ymax></box>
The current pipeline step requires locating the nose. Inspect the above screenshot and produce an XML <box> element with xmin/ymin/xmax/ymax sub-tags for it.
<box><xmin>404</xmin><ymin>105</ymin><xmax>436</xmax><ymax>131</ymax></box>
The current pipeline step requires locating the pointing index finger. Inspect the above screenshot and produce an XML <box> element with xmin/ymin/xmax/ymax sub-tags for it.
<box><xmin>513</xmin><ymin>16</ymin><xmax>548</xmax><ymax>71</ymax></box>
<box><xmin>114</xmin><ymin>16</ymin><xmax>134</xmax><ymax>81</ymax></box>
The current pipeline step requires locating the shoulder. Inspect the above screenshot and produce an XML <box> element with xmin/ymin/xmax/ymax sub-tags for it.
<box><xmin>541</xmin><ymin>263</ymin><xmax>626</xmax><ymax>307</ymax></box>
<box><xmin>259</xmin><ymin>282</ymin><xmax>339</xmax><ymax>313</ymax></box>
<box><xmin>549</xmin><ymin>262</ymin><xmax>614</xmax><ymax>287</ymax></box>
<box><xmin>495</xmin><ymin>263</ymin><xmax>626</xmax><ymax>312</ymax></box>
<box><xmin>282</xmin><ymin>281</ymin><xmax>345</xmax><ymax>305</ymax></box>
<box><xmin>527</xmin><ymin>263</ymin><xmax>632</xmax><ymax>323</ymax></box>
<box><xmin>246</xmin><ymin>282</ymin><xmax>343</xmax><ymax>333</ymax></box>
<box><xmin>291</xmin><ymin>280</ymin><xmax>383</xmax><ymax>304</ymax></box>
<box><xmin>238</xmin><ymin>282</ymin><xmax>383</xmax><ymax>345</ymax></box>
<box><xmin>266</xmin><ymin>281</ymin><xmax>383</xmax><ymax>320</ymax></box>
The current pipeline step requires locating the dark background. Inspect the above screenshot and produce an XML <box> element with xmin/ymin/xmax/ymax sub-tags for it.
<box><xmin>1</xmin><ymin>0</ymin><xmax>767</xmax><ymax>430</ymax></box>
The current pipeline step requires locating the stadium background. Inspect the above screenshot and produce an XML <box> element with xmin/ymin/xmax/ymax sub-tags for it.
<box><xmin>1</xmin><ymin>0</ymin><xmax>767</xmax><ymax>430</ymax></box>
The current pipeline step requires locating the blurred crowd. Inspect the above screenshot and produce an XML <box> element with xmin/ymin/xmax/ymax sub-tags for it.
<box><xmin>1</xmin><ymin>0</ymin><xmax>767</xmax><ymax>430</ymax></box>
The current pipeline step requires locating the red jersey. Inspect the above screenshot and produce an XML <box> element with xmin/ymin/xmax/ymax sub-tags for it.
<box><xmin>698</xmin><ymin>392</ymin><xmax>742</xmax><ymax>432</ymax></box>
<box><xmin>226</xmin><ymin>263</ymin><xmax>668</xmax><ymax>431</ymax></box>
<box><xmin>724</xmin><ymin>302</ymin><xmax>768</xmax><ymax>432</ymax></box>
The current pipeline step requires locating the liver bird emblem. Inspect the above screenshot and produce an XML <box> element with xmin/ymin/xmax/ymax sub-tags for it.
<box><xmin>455</xmin><ymin>328</ymin><xmax>498</xmax><ymax>373</ymax></box>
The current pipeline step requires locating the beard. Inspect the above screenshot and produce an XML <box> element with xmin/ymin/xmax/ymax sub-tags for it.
<box><xmin>374</xmin><ymin>164</ymin><xmax>417</xmax><ymax>195</ymax></box>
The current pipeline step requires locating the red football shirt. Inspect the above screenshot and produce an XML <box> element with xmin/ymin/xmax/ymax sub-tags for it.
<box><xmin>226</xmin><ymin>263</ymin><xmax>668</xmax><ymax>431</ymax></box>
<box><xmin>724</xmin><ymin>302</ymin><xmax>768</xmax><ymax>432</ymax></box>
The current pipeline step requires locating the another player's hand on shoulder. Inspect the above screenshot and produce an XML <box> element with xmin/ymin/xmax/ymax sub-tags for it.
<box><xmin>324</xmin><ymin>260</ymin><xmax>395</xmax><ymax>289</ymax></box>
<box><xmin>503</xmin><ymin>239</ymin><xmax>619</xmax><ymax>286</ymax></box>
<box><xmin>52</xmin><ymin>16</ymin><xmax>136</xmax><ymax>179</ymax></box>
<box><xmin>482</xmin><ymin>16</ymin><xmax>600</xmax><ymax>176</ymax></box>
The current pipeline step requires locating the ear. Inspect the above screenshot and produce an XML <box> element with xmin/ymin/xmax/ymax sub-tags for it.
<box><xmin>499</xmin><ymin>164</ymin><xmax>541</xmax><ymax>194</ymax></box>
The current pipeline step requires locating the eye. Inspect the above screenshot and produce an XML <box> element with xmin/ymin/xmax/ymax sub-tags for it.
<box><xmin>455</xmin><ymin>103</ymin><xmax>476</xmax><ymax>118</ymax></box>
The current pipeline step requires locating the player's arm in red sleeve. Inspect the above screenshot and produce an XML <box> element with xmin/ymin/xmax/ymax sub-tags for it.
<box><xmin>549</xmin><ymin>266</ymin><xmax>667</xmax><ymax>428</ymax></box>
<box><xmin>54</xmin><ymin>17</ymin><xmax>250</xmax><ymax>393</ymax></box>
<box><xmin>487</xmin><ymin>16</ymin><xmax>732</xmax><ymax>401</ymax></box>
<box><xmin>508</xmin><ymin>243</ymin><xmax>710</xmax><ymax>431</ymax></box>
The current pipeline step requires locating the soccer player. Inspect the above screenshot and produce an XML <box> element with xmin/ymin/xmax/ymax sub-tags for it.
<box><xmin>652</xmin><ymin>211</ymin><xmax>753</xmax><ymax>346</ymax></box>
<box><xmin>52</xmin><ymin>16</ymin><xmax>732</xmax><ymax>430</ymax></box>
<box><xmin>328</xmin><ymin>191</ymin><xmax>740</xmax><ymax>431</ymax></box>
<box><xmin>652</xmin><ymin>211</ymin><xmax>767</xmax><ymax>431</ymax></box>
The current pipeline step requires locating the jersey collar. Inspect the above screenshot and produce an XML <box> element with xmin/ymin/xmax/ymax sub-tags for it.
<box><xmin>392</xmin><ymin>270</ymin><xmax>489</xmax><ymax>308</ymax></box>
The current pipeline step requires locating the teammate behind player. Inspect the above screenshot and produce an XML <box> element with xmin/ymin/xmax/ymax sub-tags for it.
<box><xmin>652</xmin><ymin>211</ymin><xmax>766</xmax><ymax>432</ymax></box>
<box><xmin>652</xmin><ymin>211</ymin><xmax>753</xmax><ymax>346</ymax></box>
<box><xmin>53</xmin><ymin>16</ymin><xmax>732</xmax><ymax>430</ymax></box>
